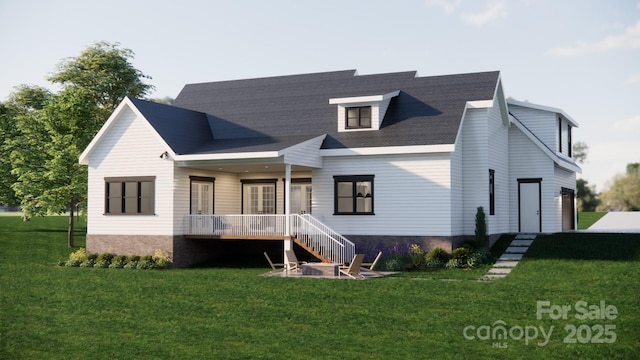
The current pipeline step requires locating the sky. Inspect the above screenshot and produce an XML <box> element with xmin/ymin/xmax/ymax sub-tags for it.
<box><xmin>1</xmin><ymin>0</ymin><xmax>638</xmax><ymax>192</ymax></box>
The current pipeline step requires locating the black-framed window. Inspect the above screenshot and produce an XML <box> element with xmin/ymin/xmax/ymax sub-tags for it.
<box><xmin>558</xmin><ymin>117</ymin><xmax>562</xmax><ymax>153</ymax></box>
<box><xmin>334</xmin><ymin>175</ymin><xmax>374</xmax><ymax>214</ymax></box>
<box><xmin>105</xmin><ymin>176</ymin><xmax>155</xmax><ymax>215</ymax></box>
<box><xmin>346</xmin><ymin>106</ymin><xmax>372</xmax><ymax>129</ymax></box>
<box><xmin>489</xmin><ymin>169</ymin><xmax>495</xmax><ymax>215</ymax></box>
<box><xmin>567</xmin><ymin>124</ymin><xmax>572</xmax><ymax>157</ymax></box>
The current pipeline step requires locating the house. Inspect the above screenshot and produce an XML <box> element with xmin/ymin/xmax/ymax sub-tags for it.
<box><xmin>79</xmin><ymin>70</ymin><xmax>581</xmax><ymax>267</ymax></box>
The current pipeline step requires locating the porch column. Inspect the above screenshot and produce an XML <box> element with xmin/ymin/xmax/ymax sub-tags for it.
<box><xmin>284</xmin><ymin>163</ymin><xmax>293</xmax><ymax>269</ymax></box>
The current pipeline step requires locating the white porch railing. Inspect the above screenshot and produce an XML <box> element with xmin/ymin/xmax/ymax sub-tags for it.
<box><xmin>184</xmin><ymin>214</ymin><xmax>287</xmax><ymax>237</ymax></box>
<box><xmin>183</xmin><ymin>214</ymin><xmax>355</xmax><ymax>263</ymax></box>
<box><xmin>291</xmin><ymin>214</ymin><xmax>355</xmax><ymax>264</ymax></box>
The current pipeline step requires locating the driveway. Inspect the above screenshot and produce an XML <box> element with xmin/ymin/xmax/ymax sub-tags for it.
<box><xmin>587</xmin><ymin>212</ymin><xmax>640</xmax><ymax>233</ymax></box>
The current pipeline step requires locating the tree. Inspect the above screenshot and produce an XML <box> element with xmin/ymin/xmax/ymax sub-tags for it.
<box><xmin>1</xmin><ymin>86</ymin><xmax>52</xmax><ymax>212</ymax></box>
<box><xmin>572</xmin><ymin>141</ymin><xmax>589</xmax><ymax>164</ymax></box>
<box><xmin>5</xmin><ymin>42</ymin><xmax>153</xmax><ymax>246</ymax></box>
<box><xmin>576</xmin><ymin>178</ymin><xmax>600</xmax><ymax>212</ymax></box>
<box><xmin>48</xmin><ymin>41</ymin><xmax>154</xmax><ymax>117</ymax></box>
<box><xmin>598</xmin><ymin>163</ymin><xmax>640</xmax><ymax>211</ymax></box>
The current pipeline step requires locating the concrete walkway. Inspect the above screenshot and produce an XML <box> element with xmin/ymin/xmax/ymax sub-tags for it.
<box><xmin>481</xmin><ymin>234</ymin><xmax>536</xmax><ymax>281</ymax></box>
<box><xmin>587</xmin><ymin>212</ymin><xmax>640</xmax><ymax>233</ymax></box>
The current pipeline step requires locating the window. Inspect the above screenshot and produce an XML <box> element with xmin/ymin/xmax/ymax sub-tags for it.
<box><xmin>558</xmin><ymin>117</ymin><xmax>562</xmax><ymax>153</ymax></box>
<box><xmin>334</xmin><ymin>175</ymin><xmax>374</xmax><ymax>214</ymax></box>
<box><xmin>345</xmin><ymin>106</ymin><xmax>371</xmax><ymax>129</ymax></box>
<box><xmin>489</xmin><ymin>169</ymin><xmax>495</xmax><ymax>215</ymax></box>
<box><xmin>105</xmin><ymin>176</ymin><xmax>155</xmax><ymax>215</ymax></box>
<box><xmin>567</xmin><ymin>124</ymin><xmax>572</xmax><ymax>157</ymax></box>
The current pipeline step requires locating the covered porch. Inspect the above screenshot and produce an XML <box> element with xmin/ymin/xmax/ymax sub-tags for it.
<box><xmin>173</xmin><ymin>134</ymin><xmax>354</xmax><ymax>264</ymax></box>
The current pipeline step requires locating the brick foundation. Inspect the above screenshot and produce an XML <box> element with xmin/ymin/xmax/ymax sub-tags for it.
<box><xmin>86</xmin><ymin>234</ymin><xmax>221</xmax><ymax>268</ymax></box>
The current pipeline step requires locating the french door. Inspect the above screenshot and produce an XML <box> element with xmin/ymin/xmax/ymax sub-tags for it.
<box><xmin>290</xmin><ymin>183</ymin><xmax>312</xmax><ymax>214</ymax></box>
<box><xmin>243</xmin><ymin>183</ymin><xmax>275</xmax><ymax>214</ymax></box>
<box><xmin>191</xmin><ymin>179</ymin><xmax>214</xmax><ymax>215</ymax></box>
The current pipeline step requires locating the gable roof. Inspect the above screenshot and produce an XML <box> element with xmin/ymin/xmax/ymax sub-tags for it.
<box><xmin>172</xmin><ymin>70</ymin><xmax>501</xmax><ymax>151</ymax></box>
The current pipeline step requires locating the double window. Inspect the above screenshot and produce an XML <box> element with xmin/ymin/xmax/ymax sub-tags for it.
<box><xmin>346</xmin><ymin>106</ymin><xmax>371</xmax><ymax>129</ymax></box>
<box><xmin>334</xmin><ymin>175</ymin><xmax>374</xmax><ymax>214</ymax></box>
<box><xmin>105</xmin><ymin>177</ymin><xmax>155</xmax><ymax>215</ymax></box>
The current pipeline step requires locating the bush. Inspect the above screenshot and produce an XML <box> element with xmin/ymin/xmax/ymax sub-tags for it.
<box><xmin>475</xmin><ymin>206</ymin><xmax>487</xmax><ymax>246</ymax></box>
<box><xmin>408</xmin><ymin>244</ymin><xmax>424</xmax><ymax>268</ymax></box>
<box><xmin>445</xmin><ymin>258</ymin><xmax>462</xmax><ymax>269</ymax></box>
<box><xmin>68</xmin><ymin>248</ymin><xmax>88</xmax><ymax>263</ymax></box>
<box><xmin>424</xmin><ymin>258</ymin><xmax>444</xmax><ymax>268</ymax></box>
<box><xmin>80</xmin><ymin>259</ymin><xmax>95</xmax><ymax>268</ymax></box>
<box><xmin>65</xmin><ymin>258</ymin><xmax>82</xmax><ymax>267</ymax></box>
<box><xmin>123</xmin><ymin>261</ymin><xmax>138</xmax><ymax>269</ymax></box>
<box><xmin>152</xmin><ymin>249</ymin><xmax>171</xmax><ymax>269</ymax></box>
<box><xmin>382</xmin><ymin>257</ymin><xmax>406</xmax><ymax>271</ymax></box>
<box><xmin>451</xmin><ymin>247</ymin><xmax>471</xmax><ymax>263</ymax></box>
<box><xmin>425</xmin><ymin>247</ymin><xmax>451</xmax><ymax>263</ymax></box>
<box><xmin>466</xmin><ymin>248</ymin><xmax>492</xmax><ymax>268</ymax></box>
<box><xmin>460</xmin><ymin>239</ymin><xmax>481</xmax><ymax>251</ymax></box>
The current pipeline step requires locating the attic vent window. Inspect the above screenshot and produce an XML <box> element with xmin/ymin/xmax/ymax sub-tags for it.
<box><xmin>346</xmin><ymin>106</ymin><xmax>371</xmax><ymax>129</ymax></box>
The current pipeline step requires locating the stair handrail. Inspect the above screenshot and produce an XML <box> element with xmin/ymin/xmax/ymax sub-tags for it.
<box><xmin>291</xmin><ymin>214</ymin><xmax>355</xmax><ymax>263</ymax></box>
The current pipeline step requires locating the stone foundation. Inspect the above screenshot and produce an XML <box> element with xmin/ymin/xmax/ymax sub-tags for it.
<box><xmin>345</xmin><ymin>235</ymin><xmax>465</xmax><ymax>253</ymax></box>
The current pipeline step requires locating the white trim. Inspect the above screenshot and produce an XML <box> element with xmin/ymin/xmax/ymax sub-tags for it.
<box><xmin>320</xmin><ymin>144</ymin><xmax>455</xmax><ymax>156</ymax></box>
<box><xmin>79</xmin><ymin>97</ymin><xmax>176</xmax><ymax>165</ymax></box>
<box><xmin>466</xmin><ymin>100</ymin><xmax>494</xmax><ymax>108</ymax></box>
<box><xmin>507</xmin><ymin>99</ymin><xmax>579</xmax><ymax>127</ymax></box>
<box><xmin>329</xmin><ymin>91</ymin><xmax>400</xmax><ymax>105</ymax></box>
<box><xmin>175</xmin><ymin>151</ymin><xmax>280</xmax><ymax>162</ymax></box>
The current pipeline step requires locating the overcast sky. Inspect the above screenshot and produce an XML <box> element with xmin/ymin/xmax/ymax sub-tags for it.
<box><xmin>1</xmin><ymin>0</ymin><xmax>638</xmax><ymax>191</ymax></box>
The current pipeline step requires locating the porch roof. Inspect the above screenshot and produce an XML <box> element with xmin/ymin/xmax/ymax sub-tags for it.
<box><xmin>174</xmin><ymin>134</ymin><xmax>326</xmax><ymax>170</ymax></box>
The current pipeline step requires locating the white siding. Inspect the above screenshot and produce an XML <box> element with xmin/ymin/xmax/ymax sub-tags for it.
<box><xmin>86</xmin><ymin>107</ymin><xmax>175</xmax><ymax>235</ymax></box>
<box><xmin>312</xmin><ymin>153</ymin><xmax>453</xmax><ymax>236</ymax></box>
<box><xmin>461</xmin><ymin>108</ymin><xmax>489</xmax><ymax>235</ymax></box>
<box><xmin>450</xmin><ymin>140</ymin><xmax>464</xmax><ymax>235</ymax></box>
<box><xmin>509</xmin><ymin>104</ymin><xmax>557</xmax><ymax>152</ymax></box>
<box><xmin>508</xmin><ymin>126</ymin><xmax>555</xmax><ymax>232</ymax></box>
<box><xmin>486</xmin><ymin>102</ymin><xmax>510</xmax><ymax>234</ymax></box>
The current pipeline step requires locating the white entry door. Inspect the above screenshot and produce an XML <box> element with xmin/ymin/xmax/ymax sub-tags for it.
<box><xmin>519</xmin><ymin>181</ymin><xmax>541</xmax><ymax>232</ymax></box>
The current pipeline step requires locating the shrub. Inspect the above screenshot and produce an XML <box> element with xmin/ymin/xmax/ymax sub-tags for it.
<box><xmin>408</xmin><ymin>244</ymin><xmax>424</xmax><ymax>268</ymax></box>
<box><xmin>425</xmin><ymin>247</ymin><xmax>451</xmax><ymax>263</ymax></box>
<box><xmin>424</xmin><ymin>258</ymin><xmax>444</xmax><ymax>268</ymax></box>
<box><xmin>96</xmin><ymin>253</ymin><xmax>115</xmax><ymax>263</ymax></box>
<box><xmin>127</xmin><ymin>255</ymin><xmax>141</xmax><ymax>263</ymax></box>
<box><xmin>466</xmin><ymin>248</ymin><xmax>492</xmax><ymax>268</ymax></box>
<box><xmin>460</xmin><ymin>239</ymin><xmax>480</xmax><ymax>251</ymax></box>
<box><xmin>475</xmin><ymin>206</ymin><xmax>488</xmax><ymax>246</ymax></box>
<box><xmin>382</xmin><ymin>257</ymin><xmax>406</xmax><ymax>271</ymax></box>
<box><xmin>65</xmin><ymin>258</ymin><xmax>82</xmax><ymax>267</ymax></box>
<box><xmin>68</xmin><ymin>248</ymin><xmax>88</xmax><ymax>263</ymax></box>
<box><xmin>136</xmin><ymin>260</ymin><xmax>154</xmax><ymax>270</ymax></box>
<box><xmin>445</xmin><ymin>258</ymin><xmax>462</xmax><ymax>269</ymax></box>
<box><xmin>152</xmin><ymin>249</ymin><xmax>171</xmax><ymax>269</ymax></box>
<box><xmin>123</xmin><ymin>261</ymin><xmax>138</xmax><ymax>269</ymax></box>
<box><xmin>80</xmin><ymin>259</ymin><xmax>95</xmax><ymax>268</ymax></box>
<box><xmin>451</xmin><ymin>247</ymin><xmax>470</xmax><ymax>264</ymax></box>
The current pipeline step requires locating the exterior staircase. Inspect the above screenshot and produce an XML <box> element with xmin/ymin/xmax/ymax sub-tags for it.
<box><xmin>291</xmin><ymin>214</ymin><xmax>355</xmax><ymax>264</ymax></box>
<box><xmin>480</xmin><ymin>234</ymin><xmax>536</xmax><ymax>281</ymax></box>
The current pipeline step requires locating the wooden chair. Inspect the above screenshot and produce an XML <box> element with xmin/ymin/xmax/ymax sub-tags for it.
<box><xmin>285</xmin><ymin>250</ymin><xmax>305</xmax><ymax>272</ymax></box>
<box><xmin>338</xmin><ymin>254</ymin><xmax>365</xmax><ymax>279</ymax></box>
<box><xmin>263</xmin><ymin>252</ymin><xmax>286</xmax><ymax>272</ymax></box>
<box><xmin>361</xmin><ymin>251</ymin><xmax>382</xmax><ymax>273</ymax></box>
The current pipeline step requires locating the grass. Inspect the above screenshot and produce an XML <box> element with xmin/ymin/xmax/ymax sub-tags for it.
<box><xmin>1</xmin><ymin>217</ymin><xmax>639</xmax><ymax>359</ymax></box>
<box><xmin>577</xmin><ymin>211</ymin><xmax>607</xmax><ymax>230</ymax></box>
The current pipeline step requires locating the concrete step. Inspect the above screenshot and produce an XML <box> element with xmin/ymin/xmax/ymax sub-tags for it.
<box><xmin>499</xmin><ymin>253</ymin><xmax>523</xmax><ymax>261</ymax></box>
<box><xmin>487</xmin><ymin>267</ymin><xmax>512</xmax><ymax>275</ymax></box>
<box><xmin>511</xmin><ymin>239</ymin><xmax>534</xmax><ymax>246</ymax></box>
<box><xmin>493</xmin><ymin>261</ymin><xmax>519</xmax><ymax>268</ymax></box>
<box><xmin>505</xmin><ymin>246</ymin><xmax>529</xmax><ymax>254</ymax></box>
<box><xmin>480</xmin><ymin>274</ymin><xmax>507</xmax><ymax>281</ymax></box>
<box><xmin>515</xmin><ymin>234</ymin><xmax>537</xmax><ymax>240</ymax></box>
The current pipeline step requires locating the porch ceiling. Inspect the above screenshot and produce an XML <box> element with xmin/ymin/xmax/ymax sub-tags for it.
<box><xmin>176</xmin><ymin>158</ymin><xmax>314</xmax><ymax>174</ymax></box>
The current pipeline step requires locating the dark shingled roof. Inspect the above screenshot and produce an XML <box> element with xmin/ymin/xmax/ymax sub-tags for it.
<box><xmin>135</xmin><ymin>70</ymin><xmax>500</xmax><ymax>154</ymax></box>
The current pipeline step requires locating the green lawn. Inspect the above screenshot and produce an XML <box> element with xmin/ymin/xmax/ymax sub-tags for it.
<box><xmin>1</xmin><ymin>217</ymin><xmax>638</xmax><ymax>359</ymax></box>
<box><xmin>578</xmin><ymin>211</ymin><xmax>608</xmax><ymax>230</ymax></box>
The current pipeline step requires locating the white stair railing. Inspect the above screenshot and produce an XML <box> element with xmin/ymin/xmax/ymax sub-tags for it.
<box><xmin>290</xmin><ymin>214</ymin><xmax>355</xmax><ymax>264</ymax></box>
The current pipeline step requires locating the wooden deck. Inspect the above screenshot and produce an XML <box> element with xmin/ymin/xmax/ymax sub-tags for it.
<box><xmin>184</xmin><ymin>234</ymin><xmax>292</xmax><ymax>240</ymax></box>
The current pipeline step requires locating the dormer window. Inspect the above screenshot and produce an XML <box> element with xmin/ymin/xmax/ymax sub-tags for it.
<box><xmin>330</xmin><ymin>90</ymin><xmax>399</xmax><ymax>132</ymax></box>
<box><xmin>346</xmin><ymin>106</ymin><xmax>371</xmax><ymax>129</ymax></box>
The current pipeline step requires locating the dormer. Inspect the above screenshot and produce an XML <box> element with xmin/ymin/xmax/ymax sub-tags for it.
<box><xmin>329</xmin><ymin>91</ymin><xmax>400</xmax><ymax>132</ymax></box>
